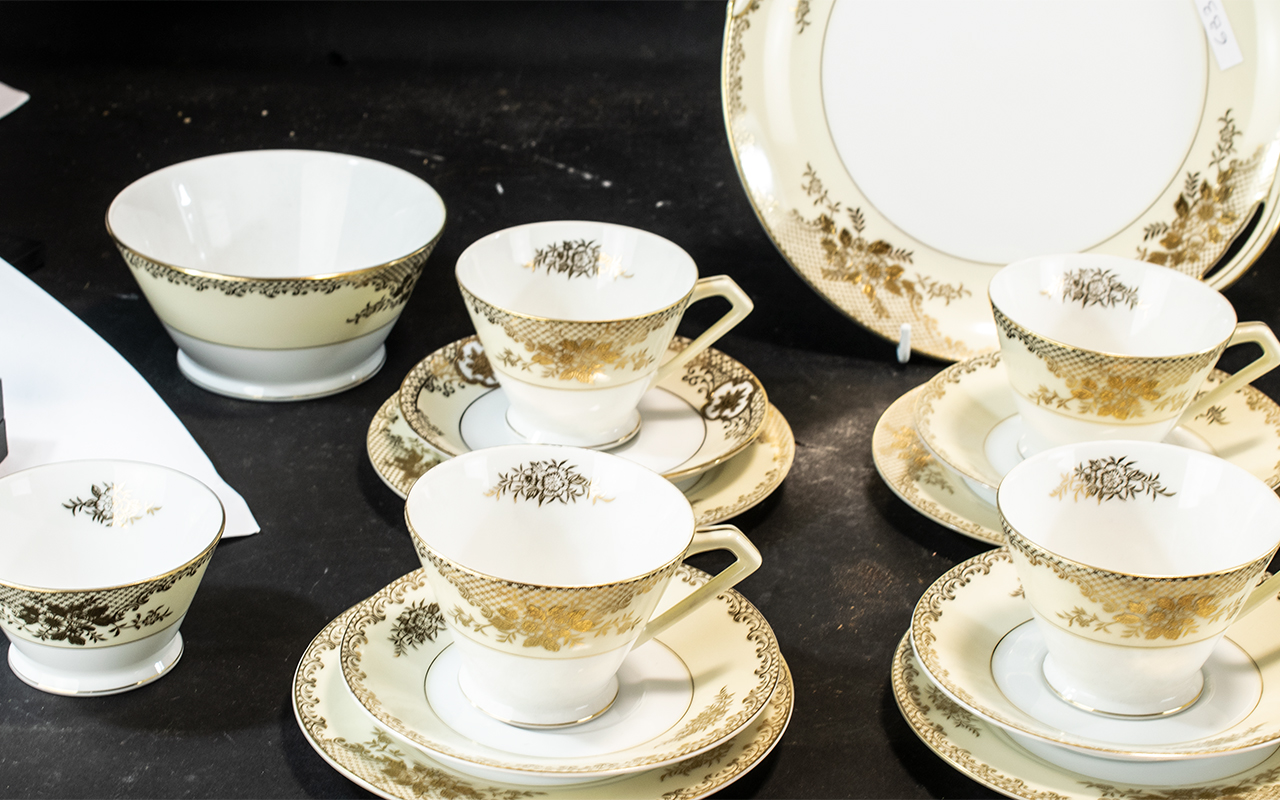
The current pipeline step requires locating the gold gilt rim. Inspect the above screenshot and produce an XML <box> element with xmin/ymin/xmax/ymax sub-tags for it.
<box><xmin>405</xmin><ymin>507</ymin><xmax>691</xmax><ymax>593</ymax></box>
<box><xmin>0</xmin><ymin>460</ymin><xmax>226</xmax><ymax>595</ymax></box>
<box><xmin>891</xmin><ymin>633</ymin><xmax>1038</xmax><ymax>800</ymax></box>
<box><xmin>998</xmin><ymin>516</ymin><xmax>1279</xmax><ymax>584</ymax></box>
<box><xmin>990</xmin><ymin>297</ymin><xmax>1233</xmax><ymax>362</ymax></box>
<box><xmin>456</xmin><ymin>279</ymin><xmax>696</xmax><ymax>326</ymax></box>
<box><xmin>107</xmin><ymin>222</ymin><xmax>445</xmax><ymax>285</ymax></box>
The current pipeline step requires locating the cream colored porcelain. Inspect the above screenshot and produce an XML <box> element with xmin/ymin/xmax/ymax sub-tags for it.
<box><xmin>724</xmin><ymin>0</ymin><xmax>1280</xmax><ymax>360</ymax></box>
<box><xmin>913</xmin><ymin>352</ymin><xmax>1280</xmax><ymax>504</ymax></box>
<box><xmin>366</xmin><ymin>393</ymin><xmax>794</xmax><ymax>526</ymax></box>
<box><xmin>107</xmin><ymin>150</ymin><xmax>446</xmax><ymax>400</ymax></box>
<box><xmin>998</xmin><ymin>440</ymin><xmax>1280</xmax><ymax>717</ymax></box>
<box><xmin>456</xmin><ymin>221</ymin><xmax>752</xmax><ymax>446</ymax></box>
<box><xmin>894</xmin><ymin>632</ymin><xmax>1280</xmax><ymax>794</ymax></box>
<box><xmin>911</xmin><ymin>549</ymin><xmax>1280</xmax><ymax>762</ymax></box>
<box><xmin>0</xmin><ymin>460</ymin><xmax>225</xmax><ymax>695</ymax></box>
<box><xmin>872</xmin><ymin>387</ymin><xmax>1003</xmax><ymax>546</ymax></box>
<box><xmin>295</xmin><ymin>603</ymin><xmax>793</xmax><ymax>799</ymax></box>
<box><xmin>338</xmin><ymin>566</ymin><xmax>781</xmax><ymax>781</ymax></box>
<box><xmin>402</xmin><ymin>444</ymin><xmax>761</xmax><ymax>728</ymax></box>
<box><xmin>399</xmin><ymin>336</ymin><xmax>768</xmax><ymax>481</ymax></box>
<box><xmin>989</xmin><ymin>254</ymin><xmax>1280</xmax><ymax>455</ymax></box>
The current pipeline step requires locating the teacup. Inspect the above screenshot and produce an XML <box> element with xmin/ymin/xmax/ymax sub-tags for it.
<box><xmin>455</xmin><ymin>221</ymin><xmax>753</xmax><ymax>448</ymax></box>
<box><xmin>998</xmin><ymin>440</ymin><xmax>1280</xmax><ymax>717</ymax></box>
<box><xmin>404</xmin><ymin>443</ymin><xmax>761</xmax><ymax>728</ymax></box>
<box><xmin>988</xmin><ymin>253</ymin><xmax>1280</xmax><ymax>456</ymax></box>
<box><xmin>108</xmin><ymin>150</ymin><xmax>447</xmax><ymax>401</ymax></box>
<box><xmin>0</xmin><ymin>460</ymin><xmax>225</xmax><ymax>695</ymax></box>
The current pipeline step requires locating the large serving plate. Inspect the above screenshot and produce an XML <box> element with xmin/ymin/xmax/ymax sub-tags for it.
<box><xmin>723</xmin><ymin>0</ymin><xmax>1280</xmax><ymax>360</ymax></box>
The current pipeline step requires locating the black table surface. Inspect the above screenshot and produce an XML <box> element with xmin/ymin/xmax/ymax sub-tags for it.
<box><xmin>3</xmin><ymin>4</ymin><xmax>1280</xmax><ymax>798</ymax></box>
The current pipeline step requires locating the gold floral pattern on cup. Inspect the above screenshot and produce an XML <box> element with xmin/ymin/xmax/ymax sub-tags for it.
<box><xmin>993</xmin><ymin>304</ymin><xmax>1225</xmax><ymax>422</ymax></box>
<box><xmin>523</xmin><ymin>239</ymin><xmax>632</xmax><ymax>281</ymax></box>
<box><xmin>1049</xmin><ymin>267</ymin><xmax>1139</xmax><ymax>309</ymax></box>
<box><xmin>1048</xmin><ymin>456</ymin><xmax>1176</xmax><ymax>504</ymax></box>
<box><xmin>412</xmin><ymin>542</ymin><xmax>675</xmax><ymax>656</ymax></box>
<box><xmin>461</xmin><ymin>285</ymin><xmax>686</xmax><ymax>386</ymax></box>
<box><xmin>0</xmin><ymin>547</ymin><xmax>215</xmax><ymax>647</ymax></box>
<box><xmin>483</xmin><ymin>459</ymin><xmax>613</xmax><ymax>506</ymax></box>
<box><xmin>1003</xmin><ymin>527</ymin><xmax>1271</xmax><ymax>645</ymax></box>
<box><xmin>63</xmin><ymin>482</ymin><xmax>161</xmax><ymax>528</ymax></box>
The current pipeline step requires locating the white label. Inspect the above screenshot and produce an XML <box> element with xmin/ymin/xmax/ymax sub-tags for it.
<box><xmin>1195</xmin><ymin>0</ymin><xmax>1244</xmax><ymax>71</ymax></box>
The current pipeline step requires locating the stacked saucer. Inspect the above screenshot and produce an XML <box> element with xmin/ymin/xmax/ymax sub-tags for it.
<box><xmin>367</xmin><ymin>334</ymin><xmax>794</xmax><ymax>525</ymax></box>
<box><xmin>293</xmin><ymin>565</ymin><xmax>794</xmax><ymax>798</ymax></box>
<box><xmin>872</xmin><ymin>352</ymin><xmax>1280</xmax><ymax>545</ymax></box>
<box><xmin>894</xmin><ymin>549</ymin><xmax>1280</xmax><ymax>797</ymax></box>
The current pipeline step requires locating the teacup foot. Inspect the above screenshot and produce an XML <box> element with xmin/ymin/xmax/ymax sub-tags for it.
<box><xmin>504</xmin><ymin>407</ymin><xmax>643</xmax><ymax>450</ymax></box>
<box><xmin>7</xmin><ymin>628</ymin><xmax>184</xmax><ymax>696</ymax></box>
<box><xmin>458</xmin><ymin>665</ymin><xmax>620</xmax><ymax>729</ymax></box>
<box><xmin>1042</xmin><ymin>653</ymin><xmax>1204</xmax><ymax>718</ymax></box>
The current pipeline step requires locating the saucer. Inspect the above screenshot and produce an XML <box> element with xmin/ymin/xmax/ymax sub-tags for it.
<box><xmin>893</xmin><ymin>632</ymin><xmax>1280</xmax><ymax>797</ymax></box>
<box><xmin>364</xmin><ymin>395</ymin><xmax>446</xmax><ymax>498</ymax></box>
<box><xmin>871</xmin><ymin>387</ymin><xmax>1002</xmax><ymax>546</ymax></box>
<box><xmin>910</xmin><ymin>549</ymin><xmax>1280</xmax><ymax>761</ymax></box>
<box><xmin>398</xmin><ymin>336</ymin><xmax>768</xmax><ymax>481</ymax></box>
<box><xmin>913</xmin><ymin>352</ymin><xmax>1280</xmax><ymax>501</ymax></box>
<box><xmin>294</xmin><ymin>606</ymin><xmax>794</xmax><ymax>800</ymax></box>
<box><xmin>339</xmin><ymin>566</ymin><xmax>782</xmax><ymax>782</ymax></box>
<box><xmin>367</xmin><ymin>393</ymin><xmax>795</xmax><ymax>526</ymax></box>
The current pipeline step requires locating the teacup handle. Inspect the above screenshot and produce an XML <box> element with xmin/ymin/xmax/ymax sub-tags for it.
<box><xmin>1180</xmin><ymin>321</ymin><xmax>1280</xmax><ymax>422</ymax></box>
<box><xmin>1237</xmin><ymin>570</ymin><xmax>1280</xmax><ymax>620</ymax></box>
<box><xmin>651</xmin><ymin>275</ymin><xmax>754</xmax><ymax>386</ymax></box>
<box><xmin>633</xmin><ymin>523</ymin><xmax>762</xmax><ymax>648</ymax></box>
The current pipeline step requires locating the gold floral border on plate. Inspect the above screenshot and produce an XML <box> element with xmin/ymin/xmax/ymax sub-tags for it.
<box><xmin>293</xmin><ymin>606</ymin><xmax>794</xmax><ymax>800</ymax></box>
<box><xmin>723</xmin><ymin>0</ymin><xmax>1280</xmax><ymax>361</ymax></box>
<box><xmin>366</xmin><ymin>394</ymin><xmax>794</xmax><ymax>526</ymax></box>
<box><xmin>893</xmin><ymin>631</ymin><xmax>1280</xmax><ymax>800</ymax></box>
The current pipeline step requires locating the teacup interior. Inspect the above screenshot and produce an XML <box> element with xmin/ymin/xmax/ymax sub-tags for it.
<box><xmin>0</xmin><ymin>461</ymin><xmax>225</xmax><ymax>589</ymax></box>
<box><xmin>456</xmin><ymin>221</ymin><xmax>697</xmax><ymax>320</ymax></box>
<box><xmin>107</xmin><ymin>150</ymin><xmax>446</xmax><ymax>278</ymax></box>
<box><xmin>989</xmin><ymin>255</ymin><xmax>1236</xmax><ymax>356</ymax></box>
<box><xmin>999</xmin><ymin>442</ymin><xmax>1280</xmax><ymax>576</ymax></box>
<box><xmin>407</xmin><ymin>445</ymin><xmax>694</xmax><ymax>586</ymax></box>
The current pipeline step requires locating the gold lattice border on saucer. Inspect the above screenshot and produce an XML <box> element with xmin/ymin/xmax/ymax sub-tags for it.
<box><xmin>397</xmin><ymin>336</ymin><xmax>768</xmax><ymax>481</ymax></box>
<box><xmin>293</xmin><ymin>603</ymin><xmax>795</xmax><ymax>800</ymax></box>
<box><xmin>893</xmin><ymin>631</ymin><xmax>1280</xmax><ymax>800</ymax></box>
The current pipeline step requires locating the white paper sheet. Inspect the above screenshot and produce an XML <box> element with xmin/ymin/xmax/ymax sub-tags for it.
<box><xmin>0</xmin><ymin>81</ymin><xmax>29</xmax><ymax>119</ymax></box>
<box><xmin>0</xmin><ymin>259</ymin><xmax>259</xmax><ymax>536</ymax></box>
